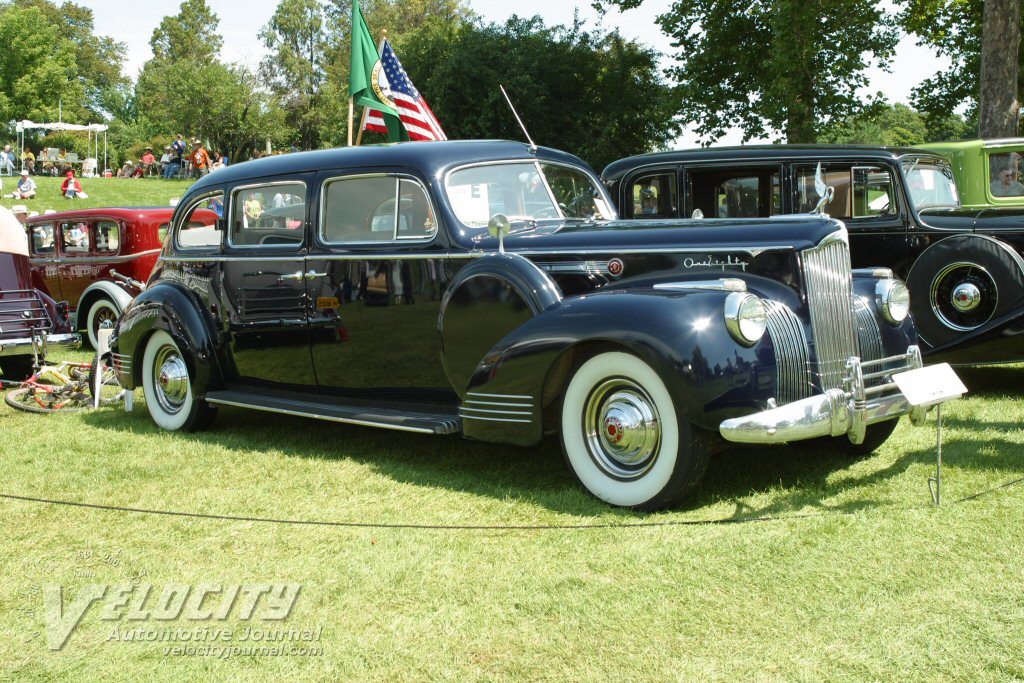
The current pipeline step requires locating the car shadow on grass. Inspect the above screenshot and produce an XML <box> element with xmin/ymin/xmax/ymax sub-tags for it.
<box><xmin>79</xmin><ymin>405</ymin><xmax>1022</xmax><ymax>520</ymax></box>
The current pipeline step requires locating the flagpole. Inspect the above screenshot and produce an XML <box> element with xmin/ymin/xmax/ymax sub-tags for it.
<box><xmin>347</xmin><ymin>96</ymin><xmax>354</xmax><ymax>147</ymax></box>
<box><xmin>355</xmin><ymin>28</ymin><xmax>388</xmax><ymax>147</ymax></box>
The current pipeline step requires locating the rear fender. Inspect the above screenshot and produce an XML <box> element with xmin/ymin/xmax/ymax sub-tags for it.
<box><xmin>112</xmin><ymin>282</ymin><xmax>222</xmax><ymax>394</ymax></box>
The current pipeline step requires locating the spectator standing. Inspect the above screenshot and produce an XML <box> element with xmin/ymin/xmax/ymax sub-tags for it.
<box><xmin>61</xmin><ymin>170</ymin><xmax>87</xmax><ymax>199</ymax></box>
<box><xmin>21</xmin><ymin>148</ymin><xmax>35</xmax><ymax>175</ymax></box>
<box><xmin>189</xmin><ymin>139</ymin><xmax>210</xmax><ymax>179</ymax></box>
<box><xmin>12</xmin><ymin>170</ymin><xmax>36</xmax><ymax>199</ymax></box>
<box><xmin>167</xmin><ymin>134</ymin><xmax>186</xmax><ymax>179</ymax></box>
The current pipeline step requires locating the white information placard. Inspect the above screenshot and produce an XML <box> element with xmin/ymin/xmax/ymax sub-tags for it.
<box><xmin>892</xmin><ymin>363</ymin><xmax>967</xmax><ymax>407</ymax></box>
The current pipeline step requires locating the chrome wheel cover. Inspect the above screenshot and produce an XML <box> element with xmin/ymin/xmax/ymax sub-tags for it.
<box><xmin>583</xmin><ymin>378</ymin><xmax>661</xmax><ymax>479</ymax></box>
<box><xmin>930</xmin><ymin>262</ymin><xmax>998</xmax><ymax>332</ymax></box>
<box><xmin>153</xmin><ymin>345</ymin><xmax>188</xmax><ymax>415</ymax></box>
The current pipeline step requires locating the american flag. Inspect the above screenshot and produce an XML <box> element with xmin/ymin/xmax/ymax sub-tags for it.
<box><xmin>364</xmin><ymin>39</ymin><xmax>447</xmax><ymax>142</ymax></box>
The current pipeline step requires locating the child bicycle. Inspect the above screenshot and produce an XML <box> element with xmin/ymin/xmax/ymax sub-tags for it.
<box><xmin>2</xmin><ymin>350</ymin><xmax>124</xmax><ymax>414</ymax></box>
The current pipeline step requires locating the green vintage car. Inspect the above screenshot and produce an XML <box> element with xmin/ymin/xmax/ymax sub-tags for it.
<box><xmin>922</xmin><ymin>138</ymin><xmax>1024</xmax><ymax>208</ymax></box>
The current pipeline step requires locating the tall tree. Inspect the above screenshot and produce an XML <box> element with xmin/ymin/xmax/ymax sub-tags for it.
<box><xmin>978</xmin><ymin>0</ymin><xmax>1021</xmax><ymax>136</ymax></box>
<box><xmin>149</xmin><ymin>0</ymin><xmax>223</xmax><ymax>63</ymax></box>
<box><xmin>903</xmin><ymin>0</ymin><xmax>1024</xmax><ymax>136</ymax></box>
<box><xmin>260</xmin><ymin>0</ymin><xmax>328</xmax><ymax>149</ymax></box>
<box><xmin>596</xmin><ymin>0</ymin><xmax>899</xmax><ymax>143</ymax></box>
<box><xmin>400</xmin><ymin>15</ymin><xmax>678</xmax><ymax>170</ymax></box>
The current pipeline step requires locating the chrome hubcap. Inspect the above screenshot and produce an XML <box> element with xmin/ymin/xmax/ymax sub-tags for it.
<box><xmin>950</xmin><ymin>283</ymin><xmax>981</xmax><ymax>312</ymax></box>
<box><xmin>584</xmin><ymin>379</ymin><xmax>660</xmax><ymax>479</ymax></box>
<box><xmin>153</xmin><ymin>347</ymin><xmax>188</xmax><ymax>414</ymax></box>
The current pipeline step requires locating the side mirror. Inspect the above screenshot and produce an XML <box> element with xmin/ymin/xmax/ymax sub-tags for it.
<box><xmin>488</xmin><ymin>213</ymin><xmax>511</xmax><ymax>253</ymax></box>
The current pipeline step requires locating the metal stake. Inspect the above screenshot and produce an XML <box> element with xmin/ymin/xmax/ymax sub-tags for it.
<box><xmin>928</xmin><ymin>403</ymin><xmax>943</xmax><ymax>506</ymax></box>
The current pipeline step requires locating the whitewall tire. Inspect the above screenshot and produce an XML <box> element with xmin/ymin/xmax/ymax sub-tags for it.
<box><xmin>85</xmin><ymin>298</ymin><xmax>119</xmax><ymax>349</ymax></box>
<box><xmin>141</xmin><ymin>329</ymin><xmax>214</xmax><ymax>431</ymax></box>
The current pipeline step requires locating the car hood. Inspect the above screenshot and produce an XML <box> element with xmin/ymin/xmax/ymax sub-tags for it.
<box><xmin>465</xmin><ymin>216</ymin><xmax>844</xmax><ymax>255</ymax></box>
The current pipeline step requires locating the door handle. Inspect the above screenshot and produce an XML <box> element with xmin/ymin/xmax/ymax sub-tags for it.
<box><xmin>278</xmin><ymin>270</ymin><xmax>304</xmax><ymax>282</ymax></box>
<box><xmin>305</xmin><ymin>271</ymin><xmax>327</xmax><ymax>279</ymax></box>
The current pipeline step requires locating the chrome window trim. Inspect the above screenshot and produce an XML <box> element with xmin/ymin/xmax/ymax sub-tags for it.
<box><xmin>172</xmin><ymin>189</ymin><xmax>226</xmax><ymax>252</ymax></box>
<box><xmin>443</xmin><ymin>158</ymin><xmax>617</xmax><ymax>228</ymax></box>
<box><xmin>318</xmin><ymin>172</ymin><xmax>439</xmax><ymax>247</ymax></box>
<box><xmin>228</xmin><ymin>179</ymin><xmax>307</xmax><ymax>250</ymax></box>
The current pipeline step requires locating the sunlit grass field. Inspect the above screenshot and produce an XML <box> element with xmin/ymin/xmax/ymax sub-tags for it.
<box><xmin>1</xmin><ymin>179</ymin><xmax>1023</xmax><ymax>680</ymax></box>
<box><xmin>0</xmin><ymin>173</ymin><xmax>194</xmax><ymax>213</ymax></box>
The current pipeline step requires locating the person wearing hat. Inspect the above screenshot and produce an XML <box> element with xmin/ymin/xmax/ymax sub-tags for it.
<box><xmin>61</xmin><ymin>170</ymin><xmax>87</xmax><ymax>199</ymax></box>
<box><xmin>189</xmin><ymin>138</ymin><xmax>210</xmax><ymax>179</ymax></box>
<box><xmin>140</xmin><ymin>146</ymin><xmax>156</xmax><ymax>176</ymax></box>
<box><xmin>159</xmin><ymin>145</ymin><xmax>171</xmax><ymax>177</ymax></box>
<box><xmin>11</xmin><ymin>204</ymin><xmax>29</xmax><ymax>226</ymax></box>
<box><xmin>12</xmin><ymin>170</ymin><xmax>36</xmax><ymax>199</ymax></box>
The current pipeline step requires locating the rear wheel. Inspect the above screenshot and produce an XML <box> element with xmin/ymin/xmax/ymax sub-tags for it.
<box><xmin>141</xmin><ymin>330</ymin><xmax>216</xmax><ymax>431</ymax></box>
<box><xmin>560</xmin><ymin>351</ymin><xmax>712</xmax><ymax>510</ymax></box>
<box><xmin>85</xmin><ymin>298</ymin><xmax>119</xmax><ymax>349</ymax></box>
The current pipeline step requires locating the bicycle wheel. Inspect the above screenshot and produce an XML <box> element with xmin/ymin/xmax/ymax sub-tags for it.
<box><xmin>5</xmin><ymin>386</ymin><xmax>88</xmax><ymax>414</ymax></box>
<box><xmin>87</xmin><ymin>356</ymin><xmax>125</xmax><ymax>406</ymax></box>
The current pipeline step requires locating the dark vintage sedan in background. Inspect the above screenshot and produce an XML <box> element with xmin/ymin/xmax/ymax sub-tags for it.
<box><xmin>604</xmin><ymin>145</ymin><xmax>1024</xmax><ymax>365</ymax></box>
<box><xmin>25</xmin><ymin>207</ymin><xmax>178</xmax><ymax>349</ymax></box>
<box><xmin>111</xmin><ymin>140</ymin><xmax>924</xmax><ymax>510</ymax></box>
<box><xmin>0</xmin><ymin>207</ymin><xmax>79</xmax><ymax>379</ymax></box>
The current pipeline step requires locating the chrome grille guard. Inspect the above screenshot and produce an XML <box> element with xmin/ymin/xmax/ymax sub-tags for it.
<box><xmin>719</xmin><ymin>346</ymin><xmax>926</xmax><ymax>445</ymax></box>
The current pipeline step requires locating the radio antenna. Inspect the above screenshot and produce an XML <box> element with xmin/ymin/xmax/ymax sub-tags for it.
<box><xmin>499</xmin><ymin>85</ymin><xmax>537</xmax><ymax>153</ymax></box>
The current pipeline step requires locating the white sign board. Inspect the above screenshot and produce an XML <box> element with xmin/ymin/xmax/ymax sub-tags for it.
<box><xmin>892</xmin><ymin>363</ymin><xmax>967</xmax><ymax>408</ymax></box>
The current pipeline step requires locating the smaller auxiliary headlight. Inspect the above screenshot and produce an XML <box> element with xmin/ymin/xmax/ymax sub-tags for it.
<box><xmin>724</xmin><ymin>292</ymin><xmax>767</xmax><ymax>346</ymax></box>
<box><xmin>876</xmin><ymin>279</ymin><xmax>911</xmax><ymax>325</ymax></box>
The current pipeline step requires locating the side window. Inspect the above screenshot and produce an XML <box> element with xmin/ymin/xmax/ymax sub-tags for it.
<box><xmin>322</xmin><ymin>175</ymin><xmax>436</xmax><ymax>243</ymax></box>
<box><xmin>95</xmin><ymin>221</ymin><xmax>119</xmax><ymax>253</ymax></box>
<box><xmin>630</xmin><ymin>172</ymin><xmax>677</xmax><ymax>218</ymax></box>
<box><xmin>795</xmin><ymin>164</ymin><xmax>896</xmax><ymax>219</ymax></box>
<box><xmin>176</xmin><ymin>192</ymin><xmax>225</xmax><ymax>249</ymax></box>
<box><xmin>989</xmin><ymin>152</ymin><xmax>1024</xmax><ymax>197</ymax></box>
<box><xmin>61</xmin><ymin>222</ymin><xmax>90</xmax><ymax>255</ymax></box>
<box><xmin>230</xmin><ymin>182</ymin><xmax>305</xmax><ymax>248</ymax></box>
<box><xmin>687</xmin><ymin>169</ymin><xmax>779</xmax><ymax>218</ymax></box>
<box><xmin>157</xmin><ymin>223</ymin><xmax>169</xmax><ymax>245</ymax></box>
<box><xmin>30</xmin><ymin>222</ymin><xmax>54</xmax><ymax>255</ymax></box>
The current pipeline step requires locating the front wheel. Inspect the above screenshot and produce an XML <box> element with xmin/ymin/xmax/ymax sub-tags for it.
<box><xmin>560</xmin><ymin>351</ymin><xmax>712</xmax><ymax>510</ymax></box>
<box><xmin>141</xmin><ymin>330</ymin><xmax>215</xmax><ymax>431</ymax></box>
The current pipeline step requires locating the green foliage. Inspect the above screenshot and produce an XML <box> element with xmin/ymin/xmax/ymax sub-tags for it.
<box><xmin>399</xmin><ymin>15</ymin><xmax>679</xmax><ymax>170</ymax></box>
<box><xmin>149</xmin><ymin>0</ymin><xmax>223</xmax><ymax>64</ymax></box>
<box><xmin>901</xmin><ymin>0</ymin><xmax>1024</xmax><ymax>136</ymax></box>
<box><xmin>819</xmin><ymin>103</ymin><xmax>928</xmax><ymax>146</ymax></box>
<box><xmin>597</xmin><ymin>0</ymin><xmax>899</xmax><ymax>144</ymax></box>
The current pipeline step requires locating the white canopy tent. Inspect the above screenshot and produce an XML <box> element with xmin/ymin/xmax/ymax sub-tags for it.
<box><xmin>15</xmin><ymin>120</ymin><xmax>108</xmax><ymax>175</ymax></box>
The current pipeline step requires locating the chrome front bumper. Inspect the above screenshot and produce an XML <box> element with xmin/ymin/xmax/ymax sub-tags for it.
<box><xmin>719</xmin><ymin>346</ymin><xmax>926</xmax><ymax>445</ymax></box>
<box><xmin>0</xmin><ymin>331</ymin><xmax>81</xmax><ymax>358</ymax></box>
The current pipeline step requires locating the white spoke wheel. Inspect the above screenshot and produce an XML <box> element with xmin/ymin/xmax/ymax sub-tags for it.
<box><xmin>560</xmin><ymin>351</ymin><xmax>711</xmax><ymax>510</ymax></box>
<box><xmin>141</xmin><ymin>330</ymin><xmax>215</xmax><ymax>431</ymax></box>
<box><xmin>86</xmin><ymin>298</ymin><xmax>120</xmax><ymax>349</ymax></box>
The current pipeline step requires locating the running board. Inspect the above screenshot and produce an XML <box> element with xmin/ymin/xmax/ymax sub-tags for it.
<box><xmin>204</xmin><ymin>389</ymin><xmax>461</xmax><ymax>435</ymax></box>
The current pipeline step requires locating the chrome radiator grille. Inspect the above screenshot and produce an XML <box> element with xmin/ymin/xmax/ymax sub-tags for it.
<box><xmin>764</xmin><ymin>301</ymin><xmax>813</xmax><ymax>404</ymax></box>
<box><xmin>801</xmin><ymin>232</ymin><xmax>860</xmax><ymax>391</ymax></box>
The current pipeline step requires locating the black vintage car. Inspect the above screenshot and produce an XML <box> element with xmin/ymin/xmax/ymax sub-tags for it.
<box><xmin>603</xmin><ymin>145</ymin><xmax>1024</xmax><ymax>365</ymax></box>
<box><xmin>111</xmin><ymin>140</ymin><xmax>924</xmax><ymax>510</ymax></box>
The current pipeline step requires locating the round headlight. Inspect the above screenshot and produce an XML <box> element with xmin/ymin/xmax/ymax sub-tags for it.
<box><xmin>724</xmin><ymin>292</ymin><xmax>767</xmax><ymax>346</ymax></box>
<box><xmin>876</xmin><ymin>279</ymin><xmax>911</xmax><ymax>325</ymax></box>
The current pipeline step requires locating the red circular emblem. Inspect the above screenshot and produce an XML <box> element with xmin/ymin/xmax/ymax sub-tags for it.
<box><xmin>607</xmin><ymin>258</ymin><xmax>624</xmax><ymax>277</ymax></box>
<box><xmin>605</xmin><ymin>416</ymin><xmax>624</xmax><ymax>443</ymax></box>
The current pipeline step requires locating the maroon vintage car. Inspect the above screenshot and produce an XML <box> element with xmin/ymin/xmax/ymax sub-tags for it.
<box><xmin>24</xmin><ymin>207</ymin><xmax>175</xmax><ymax>348</ymax></box>
<box><xmin>0</xmin><ymin>207</ymin><xmax>79</xmax><ymax>379</ymax></box>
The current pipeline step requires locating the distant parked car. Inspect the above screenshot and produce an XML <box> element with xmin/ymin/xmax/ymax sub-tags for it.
<box><xmin>24</xmin><ymin>207</ymin><xmax>212</xmax><ymax>348</ymax></box>
<box><xmin>603</xmin><ymin>145</ymin><xmax>1024</xmax><ymax>365</ymax></box>
<box><xmin>921</xmin><ymin>138</ymin><xmax>1024</xmax><ymax>208</ymax></box>
<box><xmin>0</xmin><ymin>207</ymin><xmax>79</xmax><ymax>379</ymax></box>
<box><xmin>110</xmin><ymin>141</ymin><xmax>924</xmax><ymax>510</ymax></box>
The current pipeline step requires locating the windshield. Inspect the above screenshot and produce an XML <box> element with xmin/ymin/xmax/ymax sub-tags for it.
<box><xmin>445</xmin><ymin>161</ymin><xmax>614</xmax><ymax>228</ymax></box>
<box><xmin>901</xmin><ymin>158</ymin><xmax>961</xmax><ymax>210</ymax></box>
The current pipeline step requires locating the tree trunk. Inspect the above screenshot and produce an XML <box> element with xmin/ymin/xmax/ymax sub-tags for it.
<box><xmin>978</xmin><ymin>0</ymin><xmax>1022</xmax><ymax>137</ymax></box>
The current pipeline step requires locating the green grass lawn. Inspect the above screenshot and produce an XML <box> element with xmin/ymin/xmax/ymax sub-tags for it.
<box><xmin>1</xmin><ymin>179</ymin><xmax>1022</xmax><ymax>679</ymax></box>
<box><xmin>0</xmin><ymin>174</ymin><xmax>194</xmax><ymax>213</ymax></box>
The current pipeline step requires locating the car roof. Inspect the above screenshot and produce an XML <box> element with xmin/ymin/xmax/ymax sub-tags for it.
<box><xmin>602</xmin><ymin>144</ymin><xmax>947</xmax><ymax>179</ymax></box>
<box><xmin>188</xmin><ymin>140</ymin><xmax>591</xmax><ymax>192</ymax></box>
<box><xmin>24</xmin><ymin>206</ymin><xmax>176</xmax><ymax>223</ymax></box>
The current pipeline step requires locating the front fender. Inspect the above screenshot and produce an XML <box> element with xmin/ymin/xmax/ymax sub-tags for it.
<box><xmin>460</xmin><ymin>289</ymin><xmax>774</xmax><ymax>445</ymax></box>
<box><xmin>111</xmin><ymin>282</ymin><xmax>222</xmax><ymax>394</ymax></box>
